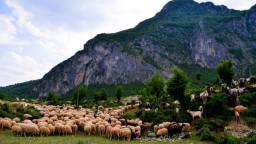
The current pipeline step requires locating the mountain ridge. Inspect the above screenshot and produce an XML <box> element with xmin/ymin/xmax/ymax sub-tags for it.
<box><xmin>4</xmin><ymin>0</ymin><xmax>256</xmax><ymax>97</ymax></box>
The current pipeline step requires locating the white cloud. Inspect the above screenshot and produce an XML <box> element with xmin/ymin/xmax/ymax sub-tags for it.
<box><xmin>0</xmin><ymin>15</ymin><xmax>16</xmax><ymax>44</ymax></box>
<box><xmin>0</xmin><ymin>0</ymin><xmax>255</xmax><ymax>86</ymax></box>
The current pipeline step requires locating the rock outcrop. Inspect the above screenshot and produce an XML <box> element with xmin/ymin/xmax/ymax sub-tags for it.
<box><xmin>36</xmin><ymin>0</ymin><xmax>256</xmax><ymax>96</ymax></box>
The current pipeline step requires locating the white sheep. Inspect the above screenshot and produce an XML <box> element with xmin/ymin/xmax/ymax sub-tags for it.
<box><xmin>187</xmin><ymin>106</ymin><xmax>203</xmax><ymax>120</ymax></box>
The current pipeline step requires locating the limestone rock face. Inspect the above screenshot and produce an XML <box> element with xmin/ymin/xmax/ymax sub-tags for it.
<box><xmin>36</xmin><ymin>0</ymin><xmax>256</xmax><ymax>96</ymax></box>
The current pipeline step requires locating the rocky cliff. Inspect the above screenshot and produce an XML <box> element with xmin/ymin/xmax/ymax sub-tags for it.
<box><xmin>36</xmin><ymin>0</ymin><xmax>256</xmax><ymax>96</ymax></box>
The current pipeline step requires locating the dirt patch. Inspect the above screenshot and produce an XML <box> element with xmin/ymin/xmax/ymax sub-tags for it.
<box><xmin>224</xmin><ymin>118</ymin><xmax>252</xmax><ymax>138</ymax></box>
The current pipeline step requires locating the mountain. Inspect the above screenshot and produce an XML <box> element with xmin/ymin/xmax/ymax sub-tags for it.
<box><xmin>16</xmin><ymin>0</ymin><xmax>256</xmax><ymax>96</ymax></box>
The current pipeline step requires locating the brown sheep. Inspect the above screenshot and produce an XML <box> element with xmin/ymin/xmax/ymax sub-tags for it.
<box><xmin>234</xmin><ymin>105</ymin><xmax>248</xmax><ymax>113</ymax></box>
<box><xmin>1</xmin><ymin>119</ymin><xmax>11</xmax><ymax>130</ymax></box>
<box><xmin>156</xmin><ymin>128</ymin><xmax>168</xmax><ymax>138</ymax></box>
<box><xmin>98</xmin><ymin>124</ymin><xmax>106</xmax><ymax>136</ymax></box>
<box><xmin>11</xmin><ymin>125</ymin><xmax>23</xmax><ymax>136</ymax></box>
<box><xmin>23</xmin><ymin>114</ymin><xmax>32</xmax><ymax>120</ymax></box>
<box><xmin>109</xmin><ymin>127</ymin><xmax>120</xmax><ymax>140</ymax></box>
<box><xmin>13</xmin><ymin>117</ymin><xmax>21</xmax><ymax>123</ymax></box>
<box><xmin>20</xmin><ymin>123</ymin><xmax>39</xmax><ymax>137</ymax></box>
<box><xmin>64</xmin><ymin>125</ymin><xmax>72</xmax><ymax>135</ymax></box>
<box><xmin>120</xmin><ymin>128</ymin><xmax>131</xmax><ymax>141</ymax></box>
<box><xmin>153</xmin><ymin>125</ymin><xmax>158</xmax><ymax>134</ymax></box>
<box><xmin>71</xmin><ymin>124</ymin><xmax>78</xmax><ymax>134</ymax></box>
<box><xmin>235</xmin><ymin>110</ymin><xmax>241</xmax><ymax>124</ymax></box>
<box><xmin>84</xmin><ymin>125</ymin><xmax>92</xmax><ymax>136</ymax></box>
<box><xmin>39</xmin><ymin>126</ymin><xmax>50</xmax><ymax>136</ymax></box>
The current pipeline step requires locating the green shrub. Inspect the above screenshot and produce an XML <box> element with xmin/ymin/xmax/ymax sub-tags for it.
<box><xmin>218</xmin><ymin>135</ymin><xmax>239</xmax><ymax>144</ymax></box>
<box><xmin>194</xmin><ymin>119</ymin><xmax>211</xmax><ymax>130</ymax></box>
<box><xmin>141</xmin><ymin>110</ymin><xmax>169</xmax><ymax>124</ymax></box>
<box><xmin>239</xmin><ymin>92</ymin><xmax>256</xmax><ymax>106</ymax></box>
<box><xmin>197</xmin><ymin>126</ymin><xmax>215</xmax><ymax>141</ymax></box>
<box><xmin>204</xmin><ymin>93</ymin><xmax>232</xmax><ymax>120</ymax></box>
<box><xmin>122</xmin><ymin>109</ymin><xmax>138</xmax><ymax>119</ymax></box>
<box><xmin>243</xmin><ymin>117</ymin><xmax>256</xmax><ymax>127</ymax></box>
<box><xmin>245</xmin><ymin>136</ymin><xmax>256</xmax><ymax>144</ymax></box>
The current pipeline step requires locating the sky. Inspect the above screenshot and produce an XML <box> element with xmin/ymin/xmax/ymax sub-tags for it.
<box><xmin>0</xmin><ymin>0</ymin><xmax>256</xmax><ymax>87</ymax></box>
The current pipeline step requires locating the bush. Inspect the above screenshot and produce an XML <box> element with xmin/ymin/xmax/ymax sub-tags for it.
<box><xmin>239</xmin><ymin>92</ymin><xmax>256</xmax><ymax>106</ymax></box>
<box><xmin>197</xmin><ymin>126</ymin><xmax>215</xmax><ymax>141</ymax></box>
<box><xmin>122</xmin><ymin>109</ymin><xmax>138</xmax><ymax>119</ymax></box>
<box><xmin>194</xmin><ymin>119</ymin><xmax>211</xmax><ymax>130</ymax></box>
<box><xmin>218</xmin><ymin>135</ymin><xmax>239</xmax><ymax>144</ymax></box>
<box><xmin>204</xmin><ymin>93</ymin><xmax>232</xmax><ymax>120</ymax></box>
<box><xmin>245</xmin><ymin>136</ymin><xmax>256</xmax><ymax>144</ymax></box>
<box><xmin>243</xmin><ymin>117</ymin><xmax>256</xmax><ymax>127</ymax></box>
<box><xmin>141</xmin><ymin>110</ymin><xmax>169</xmax><ymax>124</ymax></box>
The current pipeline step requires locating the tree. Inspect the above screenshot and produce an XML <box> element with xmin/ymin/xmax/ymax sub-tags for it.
<box><xmin>73</xmin><ymin>85</ymin><xmax>87</xmax><ymax>106</ymax></box>
<box><xmin>93</xmin><ymin>92</ymin><xmax>101</xmax><ymax>102</ymax></box>
<box><xmin>116</xmin><ymin>86</ymin><xmax>123</xmax><ymax>102</ymax></box>
<box><xmin>146</xmin><ymin>74</ymin><xmax>165</xmax><ymax>102</ymax></box>
<box><xmin>0</xmin><ymin>93</ymin><xmax>5</xmax><ymax>99</ymax></box>
<box><xmin>166</xmin><ymin>67</ymin><xmax>189</xmax><ymax>103</ymax></box>
<box><xmin>196</xmin><ymin>72</ymin><xmax>202</xmax><ymax>81</ymax></box>
<box><xmin>100</xmin><ymin>88</ymin><xmax>107</xmax><ymax>101</ymax></box>
<box><xmin>216</xmin><ymin>60</ymin><xmax>234</xmax><ymax>86</ymax></box>
<box><xmin>47</xmin><ymin>91</ymin><xmax>61</xmax><ymax>105</ymax></box>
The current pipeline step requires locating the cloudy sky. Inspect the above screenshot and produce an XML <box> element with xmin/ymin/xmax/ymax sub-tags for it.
<box><xmin>0</xmin><ymin>0</ymin><xmax>256</xmax><ymax>87</ymax></box>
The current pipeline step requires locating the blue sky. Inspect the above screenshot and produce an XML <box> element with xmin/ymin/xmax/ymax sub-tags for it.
<box><xmin>0</xmin><ymin>0</ymin><xmax>256</xmax><ymax>87</ymax></box>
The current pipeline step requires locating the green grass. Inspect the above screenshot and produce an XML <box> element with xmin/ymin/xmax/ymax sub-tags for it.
<box><xmin>0</xmin><ymin>130</ymin><xmax>212</xmax><ymax>144</ymax></box>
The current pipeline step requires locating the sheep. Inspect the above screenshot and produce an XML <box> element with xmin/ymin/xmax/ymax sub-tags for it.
<box><xmin>235</xmin><ymin>111</ymin><xmax>241</xmax><ymax>124</ymax></box>
<box><xmin>13</xmin><ymin>117</ymin><xmax>21</xmax><ymax>123</ymax></box>
<box><xmin>190</xmin><ymin>94</ymin><xmax>195</xmax><ymax>101</ymax></box>
<box><xmin>11</xmin><ymin>125</ymin><xmax>23</xmax><ymax>136</ymax></box>
<box><xmin>1</xmin><ymin>119</ymin><xmax>11</xmax><ymax>130</ymax></box>
<box><xmin>200</xmin><ymin>90</ymin><xmax>209</xmax><ymax>105</ymax></box>
<box><xmin>84</xmin><ymin>125</ymin><xmax>92</xmax><ymax>136</ymax></box>
<box><xmin>234</xmin><ymin>105</ymin><xmax>248</xmax><ymax>113</ymax></box>
<box><xmin>23</xmin><ymin>114</ymin><xmax>32</xmax><ymax>120</ymax></box>
<box><xmin>109</xmin><ymin>127</ymin><xmax>120</xmax><ymax>140</ymax></box>
<box><xmin>156</xmin><ymin>128</ymin><xmax>168</xmax><ymax>138</ymax></box>
<box><xmin>20</xmin><ymin>123</ymin><xmax>40</xmax><ymax>137</ymax></box>
<box><xmin>180</xmin><ymin>123</ymin><xmax>191</xmax><ymax>133</ymax></box>
<box><xmin>120</xmin><ymin>128</ymin><xmax>132</xmax><ymax>141</ymax></box>
<box><xmin>226</xmin><ymin>87</ymin><xmax>239</xmax><ymax>96</ymax></box>
<box><xmin>187</xmin><ymin>109</ymin><xmax>203</xmax><ymax>120</ymax></box>
<box><xmin>98</xmin><ymin>124</ymin><xmax>106</xmax><ymax>136</ymax></box>
<box><xmin>39</xmin><ymin>126</ymin><xmax>51</xmax><ymax>136</ymax></box>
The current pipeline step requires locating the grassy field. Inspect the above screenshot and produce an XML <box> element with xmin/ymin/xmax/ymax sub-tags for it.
<box><xmin>0</xmin><ymin>130</ymin><xmax>213</xmax><ymax>144</ymax></box>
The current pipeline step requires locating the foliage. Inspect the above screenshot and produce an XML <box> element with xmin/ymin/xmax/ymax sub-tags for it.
<box><xmin>122</xmin><ymin>109</ymin><xmax>138</xmax><ymax>119</ymax></box>
<box><xmin>47</xmin><ymin>91</ymin><xmax>61</xmax><ymax>105</ymax></box>
<box><xmin>0</xmin><ymin>93</ymin><xmax>5</xmax><ymax>99</ymax></box>
<box><xmin>218</xmin><ymin>135</ymin><xmax>239</xmax><ymax>144</ymax></box>
<box><xmin>239</xmin><ymin>92</ymin><xmax>256</xmax><ymax>106</ymax></box>
<box><xmin>146</xmin><ymin>74</ymin><xmax>165</xmax><ymax>102</ymax></box>
<box><xmin>73</xmin><ymin>85</ymin><xmax>87</xmax><ymax>106</ymax></box>
<box><xmin>100</xmin><ymin>88</ymin><xmax>107</xmax><ymax>101</ymax></box>
<box><xmin>0</xmin><ymin>103</ymin><xmax>41</xmax><ymax>120</ymax></box>
<box><xmin>197</xmin><ymin>126</ymin><xmax>215</xmax><ymax>141</ymax></box>
<box><xmin>167</xmin><ymin>67</ymin><xmax>189</xmax><ymax>105</ymax></box>
<box><xmin>196</xmin><ymin>72</ymin><xmax>202</xmax><ymax>81</ymax></box>
<box><xmin>116</xmin><ymin>86</ymin><xmax>123</xmax><ymax>102</ymax></box>
<box><xmin>228</xmin><ymin>48</ymin><xmax>244</xmax><ymax>60</ymax></box>
<box><xmin>141</xmin><ymin>110</ymin><xmax>169</xmax><ymax>124</ymax></box>
<box><xmin>0</xmin><ymin>80</ymin><xmax>38</xmax><ymax>99</ymax></box>
<box><xmin>93</xmin><ymin>92</ymin><xmax>101</xmax><ymax>102</ymax></box>
<box><xmin>216</xmin><ymin>60</ymin><xmax>235</xmax><ymax>86</ymax></box>
<box><xmin>194</xmin><ymin>119</ymin><xmax>211</xmax><ymax>130</ymax></box>
<box><xmin>204</xmin><ymin>93</ymin><xmax>232</xmax><ymax>120</ymax></box>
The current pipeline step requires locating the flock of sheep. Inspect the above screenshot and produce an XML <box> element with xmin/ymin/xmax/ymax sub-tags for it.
<box><xmin>0</xmin><ymin>101</ymin><xmax>192</xmax><ymax>141</ymax></box>
<box><xmin>0</xmin><ymin>78</ymin><xmax>252</xmax><ymax>141</ymax></box>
